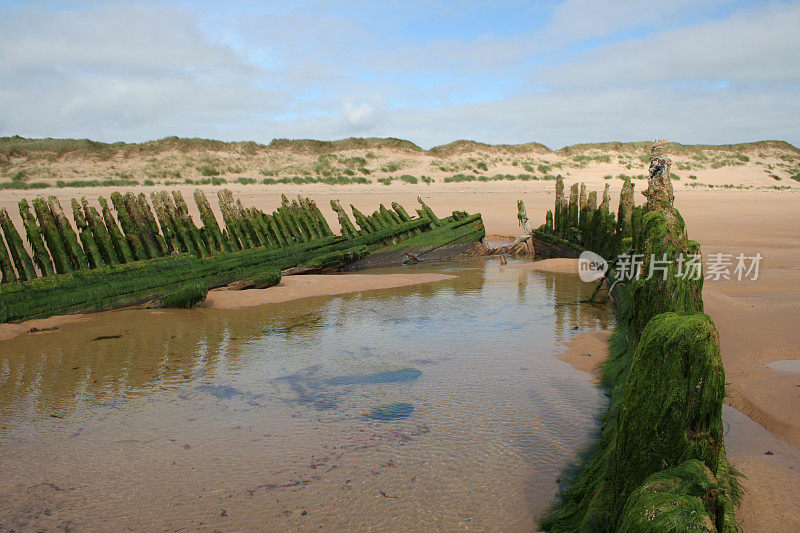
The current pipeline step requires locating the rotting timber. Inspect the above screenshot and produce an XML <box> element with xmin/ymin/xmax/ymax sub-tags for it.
<box><xmin>537</xmin><ymin>140</ymin><xmax>739</xmax><ymax>532</ymax></box>
<box><xmin>528</xmin><ymin>175</ymin><xmax>627</xmax><ymax>261</ymax></box>
<box><xmin>489</xmin><ymin>174</ymin><xmax>629</xmax><ymax>261</ymax></box>
<box><xmin>0</xmin><ymin>191</ymin><xmax>485</xmax><ymax>323</ymax></box>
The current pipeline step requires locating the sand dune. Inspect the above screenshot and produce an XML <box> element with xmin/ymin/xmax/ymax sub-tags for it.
<box><xmin>1</xmin><ymin>136</ymin><xmax>798</xmax><ymax>189</ymax></box>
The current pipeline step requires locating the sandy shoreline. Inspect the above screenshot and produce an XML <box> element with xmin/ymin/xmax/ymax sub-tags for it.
<box><xmin>0</xmin><ymin>272</ymin><xmax>456</xmax><ymax>342</ymax></box>
<box><xmin>0</xmin><ymin>313</ymin><xmax>92</xmax><ymax>342</ymax></box>
<box><xmin>203</xmin><ymin>272</ymin><xmax>455</xmax><ymax>309</ymax></box>
<box><xmin>555</xmin><ymin>329</ymin><xmax>612</xmax><ymax>378</ymax></box>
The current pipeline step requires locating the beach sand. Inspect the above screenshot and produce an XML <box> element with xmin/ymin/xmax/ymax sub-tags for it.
<box><xmin>1</xmin><ymin>182</ymin><xmax>798</xmax><ymax>530</ymax></box>
<box><xmin>203</xmin><ymin>272</ymin><xmax>454</xmax><ymax>309</ymax></box>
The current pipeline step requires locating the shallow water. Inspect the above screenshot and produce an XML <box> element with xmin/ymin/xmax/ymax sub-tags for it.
<box><xmin>767</xmin><ymin>359</ymin><xmax>800</xmax><ymax>373</ymax></box>
<box><xmin>0</xmin><ymin>258</ymin><xmax>612</xmax><ymax>531</ymax></box>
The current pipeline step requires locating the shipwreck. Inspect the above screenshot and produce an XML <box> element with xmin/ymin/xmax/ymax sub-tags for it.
<box><xmin>0</xmin><ymin>191</ymin><xmax>484</xmax><ymax>323</ymax></box>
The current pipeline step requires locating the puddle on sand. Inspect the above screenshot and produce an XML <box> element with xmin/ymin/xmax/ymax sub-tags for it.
<box><xmin>0</xmin><ymin>258</ymin><xmax>612</xmax><ymax>532</ymax></box>
<box><xmin>767</xmin><ymin>359</ymin><xmax>800</xmax><ymax>373</ymax></box>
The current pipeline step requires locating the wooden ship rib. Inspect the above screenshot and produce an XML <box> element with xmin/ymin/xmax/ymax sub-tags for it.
<box><xmin>0</xmin><ymin>190</ymin><xmax>485</xmax><ymax>323</ymax></box>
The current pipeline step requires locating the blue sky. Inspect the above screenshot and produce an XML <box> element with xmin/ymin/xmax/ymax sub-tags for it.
<box><xmin>1</xmin><ymin>0</ymin><xmax>798</xmax><ymax>148</ymax></box>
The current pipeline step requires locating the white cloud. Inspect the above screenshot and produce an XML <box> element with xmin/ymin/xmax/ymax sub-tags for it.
<box><xmin>0</xmin><ymin>2</ymin><xmax>283</xmax><ymax>140</ymax></box>
<box><xmin>540</xmin><ymin>2</ymin><xmax>800</xmax><ymax>86</ymax></box>
<box><xmin>265</xmin><ymin>85</ymin><xmax>798</xmax><ymax>149</ymax></box>
<box><xmin>543</xmin><ymin>0</ymin><xmax>737</xmax><ymax>44</ymax></box>
<box><xmin>341</xmin><ymin>98</ymin><xmax>386</xmax><ymax>132</ymax></box>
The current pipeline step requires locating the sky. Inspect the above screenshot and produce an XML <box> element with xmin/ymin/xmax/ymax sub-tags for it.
<box><xmin>1</xmin><ymin>0</ymin><xmax>798</xmax><ymax>149</ymax></box>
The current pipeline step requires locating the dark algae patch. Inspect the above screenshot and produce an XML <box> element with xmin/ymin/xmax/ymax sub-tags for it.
<box><xmin>195</xmin><ymin>384</ymin><xmax>246</xmax><ymax>400</ymax></box>
<box><xmin>274</xmin><ymin>366</ymin><xmax>343</xmax><ymax>411</ymax></box>
<box><xmin>366</xmin><ymin>403</ymin><xmax>414</xmax><ymax>421</ymax></box>
<box><xmin>326</xmin><ymin>368</ymin><xmax>422</xmax><ymax>386</ymax></box>
<box><xmin>92</xmin><ymin>334</ymin><xmax>123</xmax><ymax>341</ymax></box>
<box><xmin>275</xmin><ymin>367</ymin><xmax>422</xmax><ymax>411</ymax></box>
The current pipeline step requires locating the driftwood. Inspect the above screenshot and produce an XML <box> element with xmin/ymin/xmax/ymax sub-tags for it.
<box><xmin>484</xmin><ymin>200</ymin><xmax>535</xmax><ymax>257</ymax></box>
<box><xmin>403</xmin><ymin>251</ymin><xmax>420</xmax><ymax>263</ymax></box>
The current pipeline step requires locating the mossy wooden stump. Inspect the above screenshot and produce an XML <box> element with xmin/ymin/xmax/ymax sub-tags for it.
<box><xmin>540</xmin><ymin>140</ymin><xmax>739</xmax><ymax>532</ymax></box>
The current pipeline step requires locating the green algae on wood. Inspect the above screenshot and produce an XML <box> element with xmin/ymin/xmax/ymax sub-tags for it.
<box><xmin>193</xmin><ymin>189</ymin><xmax>229</xmax><ymax>252</ymax></box>
<box><xmin>303</xmin><ymin>196</ymin><xmax>333</xmax><ymax>237</ymax></box>
<box><xmin>416</xmin><ymin>196</ymin><xmax>441</xmax><ymax>226</ymax></box>
<box><xmin>150</xmin><ymin>192</ymin><xmax>179</xmax><ymax>253</ymax></box>
<box><xmin>161</xmin><ymin>191</ymin><xmax>197</xmax><ymax>255</ymax></box>
<box><xmin>614</xmin><ymin>313</ymin><xmax>727</xmax><ymax>516</ymax></box>
<box><xmin>304</xmin><ymin>245</ymin><xmax>369</xmax><ymax>270</ymax></box>
<box><xmin>0</xmin><ymin>231</ymin><xmax>16</xmax><ymax>283</ymax></box>
<box><xmin>154</xmin><ymin>281</ymin><xmax>208</xmax><ymax>309</ymax></box>
<box><xmin>350</xmin><ymin>205</ymin><xmax>378</xmax><ymax>234</ymax></box>
<box><xmin>568</xmin><ymin>183</ymin><xmax>579</xmax><ymax>236</ymax></box>
<box><xmin>330</xmin><ymin>199</ymin><xmax>358</xmax><ymax>238</ymax></box>
<box><xmin>71</xmin><ymin>199</ymin><xmax>104</xmax><ymax>269</ymax></box>
<box><xmin>33</xmin><ymin>197</ymin><xmax>73</xmax><ymax>274</ymax></box>
<box><xmin>19</xmin><ymin>199</ymin><xmax>55</xmax><ymax>277</ymax></box>
<box><xmin>0</xmin><ymin>189</ymin><xmax>484</xmax><ymax>321</ymax></box>
<box><xmin>0</xmin><ymin>249</ymin><xmax>280</xmax><ymax>322</ymax></box>
<box><xmin>173</xmin><ymin>190</ymin><xmax>209</xmax><ymax>257</ymax></box>
<box><xmin>541</xmin><ymin>140</ymin><xmax>739</xmax><ymax>532</ymax></box>
<box><xmin>99</xmin><ymin>196</ymin><xmax>135</xmax><ymax>263</ymax></box>
<box><xmin>82</xmin><ymin>198</ymin><xmax>120</xmax><ymax>266</ymax></box>
<box><xmin>111</xmin><ymin>192</ymin><xmax>148</xmax><ymax>260</ymax></box>
<box><xmin>48</xmin><ymin>196</ymin><xmax>88</xmax><ymax>270</ymax></box>
<box><xmin>618</xmin><ymin>459</ymin><xmax>732</xmax><ymax>532</ymax></box>
<box><xmin>0</xmin><ymin>208</ymin><xmax>37</xmax><ymax>281</ymax></box>
<box><xmin>618</xmin><ymin>177</ymin><xmax>635</xmax><ymax>238</ymax></box>
<box><xmin>264</xmin><ymin>213</ymin><xmax>289</xmax><ymax>247</ymax></box>
<box><xmin>600</xmin><ymin>183</ymin><xmax>611</xmax><ymax>214</ymax></box>
<box><xmin>554</xmin><ymin>175</ymin><xmax>566</xmax><ymax>237</ymax></box>
<box><xmin>136</xmin><ymin>193</ymin><xmax>168</xmax><ymax>255</ymax></box>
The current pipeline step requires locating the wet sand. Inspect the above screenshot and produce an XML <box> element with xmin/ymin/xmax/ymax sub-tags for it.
<box><xmin>204</xmin><ymin>273</ymin><xmax>455</xmax><ymax>309</ymax></box>
<box><xmin>0</xmin><ymin>314</ymin><xmax>92</xmax><ymax>342</ymax></box>
<box><xmin>0</xmin><ymin>273</ymin><xmax>455</xmax><ymax>342</ymax></box>
<box><xmin>508</xmin><ymin>258</ymin><xmax>580</xmax><ymax>275</ymax></box>
<box><xmin>555</xmin><ymin>329</ymin><xmax>613</xmax><ymax>379</ymax></box>
<box><xmin>678</xmin><ymin>194</ymin><xmax>800</xmax><ymax>531</ymax></box>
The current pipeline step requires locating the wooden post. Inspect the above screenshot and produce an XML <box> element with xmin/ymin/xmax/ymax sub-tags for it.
<box><xmin>98</xmin><ymin>196</ymin><xmax>134</xmax><ymax>263</ymax></box>
<box><xmin>19</xmin><ymin>199</ymin><xmax>55</xmax><ymax>276</ymax></box>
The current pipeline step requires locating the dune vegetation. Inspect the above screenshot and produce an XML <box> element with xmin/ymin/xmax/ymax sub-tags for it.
<box><xmin>1</xmin><ymin>136</ymin><xmax>798</xmax><ymax>189</ymax></box>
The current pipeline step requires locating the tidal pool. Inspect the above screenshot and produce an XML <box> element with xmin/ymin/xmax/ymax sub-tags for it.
<box><xmin>767</xmin><ymin>359</ymin><xmax>800</xmax><ymax>373</ymax></box>
<box><xmin>0</xmin><ymin>258</ymin><xmax>612</xmax><ymax>531</ymax></box>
